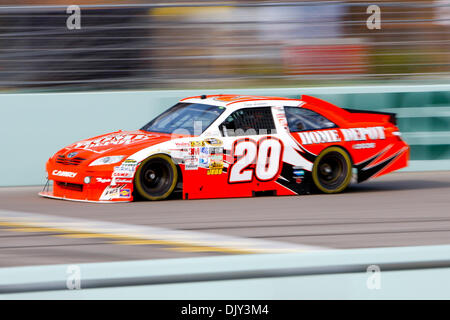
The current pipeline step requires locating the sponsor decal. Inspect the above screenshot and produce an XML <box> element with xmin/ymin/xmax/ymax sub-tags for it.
<box><xmin>175</xmin><ymin>141</ymin><xmax>190</xmax><ymax>147</ymax></box>
<box><xmin>341</xmin><ymin>127</ymin><xmax>385</xmax><ymax>142</ymax></box>
<box><xmin>185</xmin><ymin>156</ymin><xmax>199</xmax><ymax>170</ymax></box>
<box><xmin>298</xmin><ymin>127</ymin><xmax>386</xmax><ymax>145</ymax></box>
<box><xmin>292</xmin><ymin>166</ymin><xmax>305</xmax><ymax>184</ymax></box>
<box><xmin>99</xmin><ymin>185</ymin><xmax>127</xmax><ymax>200</ymax></box>
<box><xmin>122</xmin><ymin>159</ymin><xmax>137</xmax><ymax>164</ymax></box>
<box><xmin>73</xmin><ymin>134</ymin><xmax>151</xmax><ymax>150</ymax></box>
<box><xmin>114</xmin><ymin>162</ymin><xmax>138</xmax><ymax>172</ymax></box>
<box><xmin>112</xmin><ymin>171</ymin><xmax>133</xmax><ymax>178</ymax></box>
<box><xmin>353</xmin><ymin>143</ymin><xmax>376</xmax><ymax>149</ymax></box>
<box><xmin>199</xmin><ymin>157</ymin><xmax>210</xmax><ymax>167</ymax></box>
<box><xmin>52</xmin><ymin>170</ymin><xmax>77</xmax><ymax>178</ymax></box>
<box><xmin>198</xmin><ymin>147</ymin><xmax>209</xmax><ymax>167</ymax></box>
<box><xmin>96</xmin><ymin>178</ymin><xmax>111</xmax><ymax>183</ymax></box>
<box><xmin>112</xmin><ymin>163</ymin><xmax>137</xmax><ymax>178</ymax></box>
<box><xmin>190</xmin><ymin>141</ymin><xmax>205</xmax><ymax>147</ymax></box>
<box><xmin>114</xmin><ymin>178</ymin><xmax>133</xmax><ymax>184</ymax></box>
<box><xmin>210</xmin><ymin>147</ymin><xmax>223</xmax><ymax>155</ymax></box>
<box><xmin>204</xmin><ymin>138</ymin><xmax>223</xmax><ymax>147</ymax></box>
<box><xmin>298</xmin><ymin>129</ymin><xmax>341</xmax><ymax>145</ymax></box>
<box><xmin>210</xmin><ymin>154</ymin><xmax>223</xmax><ymax>162</ymax></box>
<box><xmin>207</xmin><ymin>161</ymin><xmax>224</xmax><ymax>175</ymax></box>
<box><xmin>119</xmin><ymin>189</ymin><xmax>131</xmax><ymax>198</ymax></box>
<box><xmin>189</xmin><ymin>148</ymin><xmax>200</xmax><ymax>156</ymax></box>
<box><xmin>276</xmin><ymin>113</ymin><xmax>288</xmax><ymax>128</ymax></box>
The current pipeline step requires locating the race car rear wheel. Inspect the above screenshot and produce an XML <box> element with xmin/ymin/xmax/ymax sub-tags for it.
<box><xmin>312</xmin><ymin>147</ymin><xmax>352</xmax><ymax>194</ymax></box>
<box><xmin>134</xmin><ymin>154</ymin><xmax>178</xmax><ymax>201</ymax></box>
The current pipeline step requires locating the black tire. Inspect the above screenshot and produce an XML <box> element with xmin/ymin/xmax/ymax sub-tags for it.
<box><xmin>134</xmin><ymin>154</ymin><xmax>178</xmax><ymax>201</ymax></box>
<box><xmin>312</xmin><ymin>147</ymin><xmax>352</xmax><ymax>194</ymax></box>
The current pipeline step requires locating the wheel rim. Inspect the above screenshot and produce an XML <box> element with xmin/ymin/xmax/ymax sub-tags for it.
<box><xmin>316</xmin><ymin>151</ymin><xmax>349</xmax><ymax>191</ymax></box>
<box><xmin>139</xmin><ymin>158</ymin><xmax>174</xmax><ymax>197</ymax></box>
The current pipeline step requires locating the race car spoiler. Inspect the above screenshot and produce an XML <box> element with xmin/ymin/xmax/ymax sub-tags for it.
<box><xmin>343</xmin><ymin>108</ymin><xmax>397</xmax><ymax>125</ymax></box>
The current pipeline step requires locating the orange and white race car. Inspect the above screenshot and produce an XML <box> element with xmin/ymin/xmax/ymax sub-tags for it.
<box><xmin>40</xmin><ymin>94</ymin><xmax>409</xmax><ymax>203</ymax></box>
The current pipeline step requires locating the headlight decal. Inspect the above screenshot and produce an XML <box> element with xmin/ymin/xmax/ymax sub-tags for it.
<box><xmin>89</xmin><ymin>155</ymin><xmax>125</xmax><ymax>166</ymax></box>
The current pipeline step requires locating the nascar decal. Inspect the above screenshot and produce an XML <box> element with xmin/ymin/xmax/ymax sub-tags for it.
<box><xmin>204</xmin><ymin>138</ymin><xmax>223</xmax><ymax>147</ymax></box>
<box><xmin>298</xmin><ymin>127</ymin><xmax>385</xmax><ymax>145</ymax></box>
<box><xmin>228</xmin><ymin>137</ymin><xmax>284</xmax><ymax>183</ymax></box>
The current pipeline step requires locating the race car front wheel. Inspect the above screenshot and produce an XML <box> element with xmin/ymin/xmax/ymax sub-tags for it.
<box><xmin>312</xmin><ymin>147</ymin><xmax>352</xmax><ymax>194</ymax></box>
<box><xmin>134</xmin><ymin>154</ymin><xmax>178</xmax><ymax>201</ymax></box>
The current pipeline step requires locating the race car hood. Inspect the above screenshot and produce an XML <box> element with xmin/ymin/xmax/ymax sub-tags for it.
<box><xmin>53</xmin><ymin>130</ymin><xmax>176</xmax><ymax>163</ymax></box>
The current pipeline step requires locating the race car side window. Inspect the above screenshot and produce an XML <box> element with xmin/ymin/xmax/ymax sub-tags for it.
<box><xmin>220</xmin><ymin>107</ymin><xmax>276</xmax><ymax>137</ymax></box>
<box><xmin>284</xmin><ymin>107</ymin><xmax>337</xmax><ymax>132</ymax></box>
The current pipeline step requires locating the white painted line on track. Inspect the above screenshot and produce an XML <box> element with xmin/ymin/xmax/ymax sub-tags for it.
<box><xmin>0</xmin><ymin>210</ymin><xmax>328</xmax><ymax>253</ymax></box>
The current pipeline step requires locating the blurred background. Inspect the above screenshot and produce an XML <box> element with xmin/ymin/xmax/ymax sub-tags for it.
<box><xmin>0</xmin><ymin>0</ymin><xmax>448</xmax><ymax>92</ymax></box>
<box><xmin>2</xmin><ymin>2</ymin><xmax>450</xmax><ymax>298</ymax></box>
<box><xmin>0</xmin><ymin>0</ymin><xmax>450</xmax><ymax>181</ymax></box>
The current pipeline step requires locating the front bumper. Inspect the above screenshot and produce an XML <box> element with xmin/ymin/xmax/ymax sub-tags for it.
<box><xmin>38</xmin><ymin>189</ymin><xmax>132</xmax><ymax>203</ymax></box>
<box><xmin>42</xmin><ymin>161</ymin><xmax>134</xmax><ymax>203</ymax></box>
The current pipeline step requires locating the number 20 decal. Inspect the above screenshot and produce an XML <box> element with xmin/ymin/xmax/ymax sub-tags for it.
<box><xmin>228</xmin><ymin>137</ymin><xmax>284</xmax><ymax>183</ymax></box>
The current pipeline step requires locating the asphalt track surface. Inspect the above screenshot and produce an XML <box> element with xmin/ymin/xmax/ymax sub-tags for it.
<box><xmin>0</xmin><ymin>171</ymin><xmax>450</xmax><ymax>267</ymax></box>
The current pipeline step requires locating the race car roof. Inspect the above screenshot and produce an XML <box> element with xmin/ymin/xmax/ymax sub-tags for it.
<box><xmin>180</xmin><ymin>94</ymin><xmax>302</xmax><ymax>107</ymax></box>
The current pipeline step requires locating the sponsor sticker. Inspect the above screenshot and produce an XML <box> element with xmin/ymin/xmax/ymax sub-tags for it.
<box><xmin>292</xmin><ymin>166</ymin><xmax>305</xmax><ymax>184</ymax></box>
<box><xmin>96</xmin><ymin>178</ymin><xmax>111</xmax><ymax>183</ymax></box>
<box><xmin>207</xmin><ymin>161</ymin><xmax>223</xmax><ymax>175</ymax></box>
<box><xmin>112</xmin><ymin>162</ymin><xmax>138</xmax><ymax>178</ymax></box>
<box><xmin>114</xmin><ymin>178</ymin><xmax>133</xmax><ymax>184</ymax></box>
<box><xmin>112</xmin><ymin>171</ymin><xmax>133</xmax><ymax>178</ymax></box>
<box><xmin>298</xmin><ymin>130</ymin><xmax>341</xmax><ymax>145</ymax></box>
<box><xmin>190</xmin><ymin>141</ymin><xmax>205</xmax><ymax>147</ymax></box>
<box><xmin>352</xmin><ymin>143</ymin><xmax>376</xmax><ymax>149</ymax></box>
<box><xmin>119</xmin><ymin>189</ymin><xmax>131</xmax><ymax>198</ymax></box>
<box><xmin>52</xmin><ymin>170</ymin><xmax>77</xmax><ymax>178</ymax></box>
<box><xmin>341</xmin><ymin>127</ymin><xmax>385</xmax><ymax>142</ymax></box>
<box><xmin>204</xmin><ymin>138</ymin><xmax>223</xmax><ymax>147</ymax></box>
<box><xmin>199</xmin><ymin>156</ymin><xmax>210</xmax><ymax>167</ymax></box>
<box><xmin>100</xmin><ymin>185</ymin><xmax>127</xmax><ymax>200</ymax></box>
<box><xmin>73</xmin><ymin>134</ymin><xmax>152</xmax><ymax>150</ymax></box>
<box><xmin>298</xmin><ymin>127</ymin><xmax>386</xmax><ymax>145</ymax></box>
<box><xmin>185</xmin><ymin>157</ymin><xmax>199</xmax><ymax>170</ymax></box>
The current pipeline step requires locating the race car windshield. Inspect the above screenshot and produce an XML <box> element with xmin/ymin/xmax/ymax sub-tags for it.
<box><xmin>141</xmin><ymin>102</ymin><xmax>225</xmax><ymax>135</ymax></box>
